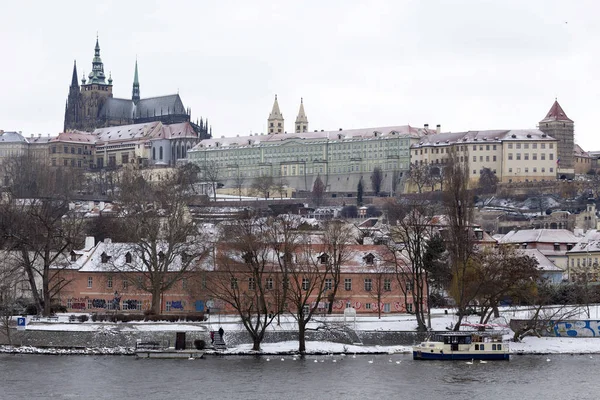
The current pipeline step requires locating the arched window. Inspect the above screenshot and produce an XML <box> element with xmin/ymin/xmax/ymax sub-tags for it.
<box><xmin>153</xmin><ymin>147</ymin><xmax>156</xmax><ymax>160</ymax></box>
<box><xmin>159</xmin><ymin>146</ymin><xmax>163</xmax><ymax>160</ymax></box>
<box><xmin>125</xmin><ymin>252</ymin><xmax>132</xmax><ymax>263</ymax></box>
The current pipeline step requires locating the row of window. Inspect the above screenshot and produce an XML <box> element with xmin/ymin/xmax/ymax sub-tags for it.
<box><xmin>86</xmin><ymin>276</ymin><xmax>189</xmax><ymax>290</ymax></box>
<box><xmin>507</xmin><ymin>142</ymin><xmax>553</xmax><ymax>150</ymax></box>
<box><xmin>507</xmin><ymin>153</ymin><xmax>553</xmax><ymax>161</ymax></box>
<box><xmin>235</xmin><ymin>277</ymin><xmax>414</xmax><ymax>292</ymax></box>
<box><xmin>506</xmin><ymin>167</ymin><xmax>554</xmax><ymax>174</ymax></box>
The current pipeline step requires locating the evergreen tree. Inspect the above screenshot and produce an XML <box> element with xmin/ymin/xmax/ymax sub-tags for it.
<box><xmin>357</xmin><ymin>177</ymin><xmax>364</xmax><ymax>206</ymax></box>
<box><xmin>311</xmin><ymin>175</ymin><xmax>325</xmax><ymax>206</ymax></box>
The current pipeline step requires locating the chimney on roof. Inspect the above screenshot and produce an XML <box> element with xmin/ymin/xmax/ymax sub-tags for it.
<box><xmin>424</xmin><ymin>124</ymin><xmax>429</xmax><ymax>129</ymax></box>
<box><xmin>19</xmin><ymin>131</ymin><xmax>22</xmax><ymax>134</ymax></box>
<box><xmin>339</xmin><ymin>128</ymin><xmax>342</xmax><ymax>131</ymax></box>
<box><xmin>30</xmin><ymin>134</ymin><xmax>33</xmax><ymax>138</ymax></box>
<box><xmin>38</xmin><ymin>134</ymin><xmax>41</xmax><ymax>138</ymax></box>
<box><xmin>436</xmin><ymin>124</ymin><xmax>441</xmax><ymax>134</ymax></box>
<box><xmin>85</xmin><ymin>236</ymin><xmax>95</xmax><ymax>250</ymax></box>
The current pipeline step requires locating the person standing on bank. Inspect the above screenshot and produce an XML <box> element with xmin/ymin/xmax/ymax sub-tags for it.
<box><xmin>218</xmin><ymin>326</ymin><xmax>224</xmax><ymax>340</ymax></box>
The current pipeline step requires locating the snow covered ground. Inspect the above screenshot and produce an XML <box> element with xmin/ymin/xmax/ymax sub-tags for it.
<box><xmin>8</xmin><ymin>306</ymin><xmax>600</xmax><ymax>355</ymax></box>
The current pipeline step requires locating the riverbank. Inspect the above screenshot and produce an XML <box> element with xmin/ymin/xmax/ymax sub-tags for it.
<box><xmin>4</xmin><ymin>335</ymin><xmax>600</xmax><ymax>356</ymax></box>
<box><xmin>4</xmin><ymin>306</ymin><xmax>600</xmax><ymax>356</ymax></box>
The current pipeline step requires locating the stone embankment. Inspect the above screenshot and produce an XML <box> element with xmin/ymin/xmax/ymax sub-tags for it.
<box><xmin>0</xmin><ymin>323</ymin><xmax>430</xmax><ymax>355</ymax></box>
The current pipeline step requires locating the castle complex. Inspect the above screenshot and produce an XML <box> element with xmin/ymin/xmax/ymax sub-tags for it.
<box><xmin>63</xmin><ymin>38</ymin><xmax>211</xmax><ymax>138</ymax></box>
<box><xmin>188</xmin><ymin>98</ymin><xmax>579</xmax><ymax>194</ymax></box>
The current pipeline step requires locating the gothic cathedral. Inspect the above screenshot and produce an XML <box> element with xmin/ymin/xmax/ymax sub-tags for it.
<box><xmin>64</xmin><ymin>37</ymin><xmax>211</xmax><ymax>138</ymax></box>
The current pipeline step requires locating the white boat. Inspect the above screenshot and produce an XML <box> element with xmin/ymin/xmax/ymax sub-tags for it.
<box><xmin>413</xmin><ymin>332</ymin><xmax>509</xmax><ymax>361</ymax></box>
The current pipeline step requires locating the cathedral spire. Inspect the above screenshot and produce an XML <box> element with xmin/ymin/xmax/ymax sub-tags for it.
<box><xmin>88</xmin><ymin>36</ymin><xmax>107</xmax><ymax>84</ymax></box>
<box><xmin>295</xmin><ymin>97</ymin><xmax>308</xmax><ymax>133</ymax></box>
<box><xmin>132</xmin><ymin>59</ymin><xmax>140</xmax><ymax>104</ymax></box>
<box><xmin>268</xmin><ymin>94</ymin><xmax>284</xmax><ymax>134</ymax></box>
<box><xmin>70</xmin><ymin>60</ymin><xmax>79</xmax><ymax>87</ymax></box>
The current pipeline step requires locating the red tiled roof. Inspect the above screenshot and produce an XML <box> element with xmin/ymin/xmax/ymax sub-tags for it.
<box><xmin>540</xmin><ymin>100</ymin><xmax>573</xmax><ymax>123</ymax></box>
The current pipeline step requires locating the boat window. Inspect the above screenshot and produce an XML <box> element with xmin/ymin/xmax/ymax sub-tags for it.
<box><xmin>497</xmin><ymin>344</ymin><xmax>502</xmax><ymax>350</ymax></box>
<box><xmin>492</xmin><ymin>344</ymin><xmax>497</xmax><ymax>350</ymax></box>
<box><xmin>480</xmin><ymin>344</ymin><xmax>485</xmax><ymax>350</ymax></box>
<box><xmin>429</xmin><ymin>344</ymin><xmax>435</xmax><ymax>348</ymax></box>
<box><xmin>475</xmin><ymin>344</ymin><xmax>479</xmax><ymax>350</ymax></box>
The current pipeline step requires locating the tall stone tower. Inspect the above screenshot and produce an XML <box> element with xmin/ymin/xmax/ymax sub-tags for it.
<box><xmin>79</xmin><ymin>37</ymin><xmax>113</xmax><ymax>131</ymax></box>
<box><xmin>64</xmin><ymin>61</ymin><xmax>82</xmax><ymax>131</ymax></box>
<box><xmin>295</xmin><ymin>98</ymin><xmax>308</xmax><ymax>133</ymax></box>
<box><xmin>538</xmin><ymin>99</ymin><xmax>574</xmax><ymax>178</ymax></box>
<box><xmin>268</xmin><ymin>95</ymin><xmax>284</xmax><ymax>134</ymax></box>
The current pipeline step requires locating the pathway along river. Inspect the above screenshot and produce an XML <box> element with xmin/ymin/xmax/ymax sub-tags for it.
<box><xmin>0</xmin><ymin>353</ymin><xmax>597</xmax><ymax>399</ymax></box>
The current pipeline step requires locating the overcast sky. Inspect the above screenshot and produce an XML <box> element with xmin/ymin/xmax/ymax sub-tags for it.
<box><xmin>1</xmin><ymin>1</ymin><xmax>598</xmax><ymax>149</ymax></box>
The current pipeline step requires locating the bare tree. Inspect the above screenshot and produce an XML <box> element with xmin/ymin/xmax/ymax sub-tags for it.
<box><xmin>202</xmin><ymin>163</ymin><xmax>221</xmax><ymax>201</ymax></box>
<box><xmin>407</xmin><ymin>163</ymin><xmax>431</xmax><ymax>194</ymax></box>
<box><xmin>274</xmin><ymin>177</ymin><xmax>288</xmax><ymax>199</ymax></box>
<box><xmin>475</xmin><ymin>247</ymin><xmax>540</xmax><ymax>324</ymax></box>
<box><xmin>251</xmin><ymin>175</ymin><xmax>274</xmax><ymax>200</ymax></box>
<box><xmin>443</xmin><ymin>150</ymin><xmax>478</xmax><ymax>331</ymax></box>
<box><xmin>311</xmin><ymin>175</ymin><xmax>326</xmax><ymax>207</ymax></box>
<box><xmin>370</xmin><ymin>167</ymin><xmax>383</xmax><ymax>196</ymax></box>
<box><xmin>113</xmin><ymin>170</ymin><xmax>210</xmax><ymax>314</ymax></box>
<box><xmin>385</xmin><ymin>201</ymin><xmax>434</xmax><ymax>331</ymax></box>
<box><xmin>1</xmin><ymin>159</ymin><xmax>86</xmax><ymax>316</ymax></box>
<box><xmin>204</xmin><ymin>215</ymin><xmax>282</xmax><ymax>351</ymax></box>
<box><xmin>321</xmin><ymin>220</ymin><xmax>356</xmax><ymax>314</ymax></box>
<box><xmin>233</xmin><ymin>171</ymin><xmax>246</xmax><ymax>201</ymax></box>
<box><xmin>367</xmin><ymin>259</ymin><xmax>395</xmax><ymax>319</ymax></box>
<box><xmin>286</xmin><ymin>238</ymin><xmax>330</xmax><ymax>354</ymax></box>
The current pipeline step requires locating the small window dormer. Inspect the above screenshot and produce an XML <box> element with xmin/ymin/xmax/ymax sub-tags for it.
<box><xmin>125</xmin><ymin>252</ymin><xmax>132</xmax><ymax>264</ymax></box>
<box><xmin>70</xmin><ymin>251</ymin><xmax>77</xmax><ymax>262</ymax></box>
<box><xmin>101</xmin><ymin>252</ymin><xmax>111</xmax><ymax>263</ymax></box>
<box><xmin>281</xmin><ymin>252</ymin><xmax>293</xmax><ymax>264</ymax></box>
<box><xmin>364</xmin><ymin>253</ymin><xmax>375</xmax><ymax>265</ymax></box>
<box><xmin>318</xmin><ymin>253</ymin><xmax>329</xmax><ymax>265</ymax></box>
<box><xmin>242</xmin><ymin>252</ymin><xmax>253</xmax><ymax>264</ymax></box>
<box><xmin>181</xmin><ymin>252</ymin><xmax>191</xmax><ymax>264</ymax></box>
<box><xmin>158</xmin><ymin>251</ymin><xmax>165</xmax><ymax>262</ymax></box>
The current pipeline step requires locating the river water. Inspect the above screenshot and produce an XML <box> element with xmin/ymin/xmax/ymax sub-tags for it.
<box><xmin>0</xmin><ymin>353</ymin><xmax>596</xmax><ymax>400</ymax></box>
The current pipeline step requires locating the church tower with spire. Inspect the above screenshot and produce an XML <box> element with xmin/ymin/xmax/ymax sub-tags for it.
<box><xmin>538</xmin><ymin>99</ymin><xmax>574</xmax><ymax>178</ymax></box>
<box><xmin>295</xmin><ymin>98</ymin><xmax>308</xmax><ymax>133</ymax></box>
<box><xmin>64</xmin><ymin>60</ymin><xmax>82</xmax><ymax>131</ymax></box>
<box><xmin>268</xmin><ymin>95</ymin><xmax>284</xmax><ymax>134</ymax></box>
<box><xmin>78</xmin><ymin>36</ymin><xmax>113</xmax><ymax>131</ymax></box>
<box><xmin>132</xmin><ymin>59</ymin><xmax>140</xmax><ymax>104</ymax></box>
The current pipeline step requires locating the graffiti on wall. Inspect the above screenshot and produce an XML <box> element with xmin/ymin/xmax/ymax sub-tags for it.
<box><xmin>553</xmin><ymin>320</ymin><xmax>600</xmax><ymax>337</ymax></box>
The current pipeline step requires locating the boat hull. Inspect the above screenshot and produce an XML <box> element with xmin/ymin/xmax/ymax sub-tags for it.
<box><xmin>136</xmin><ymin>350</ymin><xmax>205</xmax><ymax>359</ymax></box>
<box><xmin>413</xmin><ymin>351</ymin><xmax>509</xmax><ymax>361</ymax></box>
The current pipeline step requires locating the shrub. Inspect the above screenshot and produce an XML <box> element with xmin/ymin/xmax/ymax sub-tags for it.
<box><xmin>78</xmin><ymin>315</ymin><xmax>89</xmax><ymax>323</ymax></box>
<box><xmin>91</xmin><ymin>313</ymin><xmax>98</xmax><ymax>322</ymax></box>
<box><xmin>25</xmin><ymin>304</ymin><xmax>38</xmax><ymax>315</ymax></box>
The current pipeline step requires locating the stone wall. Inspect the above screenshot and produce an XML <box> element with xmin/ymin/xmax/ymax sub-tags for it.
<box><xmin>1</xmin><ymin>324</ymin><xmax>437</xmax><ymax>350</ymax></box>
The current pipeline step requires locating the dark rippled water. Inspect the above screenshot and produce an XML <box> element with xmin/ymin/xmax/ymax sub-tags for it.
<box><xmin>0</xmin><ymin>353</ymin><xmax>597</xmax><ymax>399</ymax></box>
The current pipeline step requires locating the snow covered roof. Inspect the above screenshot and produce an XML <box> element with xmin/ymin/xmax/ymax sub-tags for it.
<box><xmin>192</xmin><ymin>125</ymin><xmax>432</xmax><ymax>150</ymax></box>
<box><xmin>567</xmin><ymin>229</ymin><xmax>600</xmax><ymax>254</ymax></box>
<box><xmin>499</xmin><ymin>229</ymin><xmax>579</xmax><ymax>245</ymax></box>
<box><xmin>518</xmin><ymin>249</ymin><xmax>563</xmax><ymax>272</ymax></box>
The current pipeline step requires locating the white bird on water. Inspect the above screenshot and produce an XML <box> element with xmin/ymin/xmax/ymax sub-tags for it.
<box><xmin>266</xmin><ymin>358</ymin><xmax>270</xmax><ymax>362</ymax></box>
<box><xmin>333</xmin><ymin>359</ymin><xmax>337</xmax><ymax>363</ymax></box>
<box><xmin>466</xmin><ymin>359</ymin><xmax>474</xmax><ymax>365</ymax></box>
<box><xmin>395</xmin><ymin>361</ymin><xmax>401</xmax><ymax>364</ymax></box>
<box><xmin>292</xmin><ymin>357</ymin><xmax>297</xmax><ymax>361</ymax></box>
<box><xmin>352</xmin><ymin>353</ymin><xmax>357</xmax><ymax>359</ymax></box>
<box><xmin>314</xmin><ymin>359</ymin><xmax>318</xmax><ymax>363</ymax></box>
<box><xmin>188</xmin><ymin>357</ymin><xmax>194</xmax><ymax>361</ymax></box>
<box><xmin>368</xmin><ymin>358</ymin><xmax>374</xmax><ymax>364</ymax></box>
<box><xmin>546</xmin><ymin>358</ymin><xmax>551</xmax><ymax>362</ymax></box>
<box><xmin>281</xmin><ymin>358</ymin><xmax>285</xmax><ymax>361</ymax></box>
<box><xmin>479</xmin><ymin>360</ymin><xmax>487</xmax><ymax>364</ymax></box>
